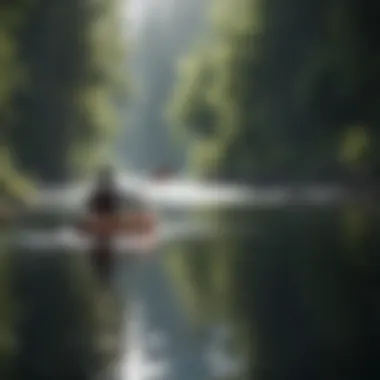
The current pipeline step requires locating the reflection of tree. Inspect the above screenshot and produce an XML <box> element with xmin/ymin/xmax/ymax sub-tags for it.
<box><xmin>0</xmin><ymin>248</ymin><xmax>17</xmax><ymax>380</ymax></box>
<box><xmin>167</xmin><ymin>208</ymin><xmax>380</xmax><ymax>379</ymax></box>
<box><xmin>10</xmin><ymin>252</ymin><xmax>96</xmax><ymax>379</ymax></box>
<box><xmin>7</xmin><ymin>249</ymin><xmax>125</xmax><ymax>380</ymax></box>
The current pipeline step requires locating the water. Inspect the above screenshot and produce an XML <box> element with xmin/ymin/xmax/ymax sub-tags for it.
<box><xmin>2</xmin><ymin>210</ymin><xmax>246</xmax><ymax>380</ymax></box>
<box><xmin>2</xmin><ymin>184</ymin><xmax>380</xmax><ymax>380</ymax></box>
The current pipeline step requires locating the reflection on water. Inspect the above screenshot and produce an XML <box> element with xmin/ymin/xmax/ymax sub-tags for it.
<box><xmin>2</xmin><ymin>198</ymin><xmax>380</xmax><ymax>380</ymax></box>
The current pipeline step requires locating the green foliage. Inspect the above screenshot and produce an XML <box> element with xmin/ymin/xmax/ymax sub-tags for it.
<box><xmin>170</xmin><ymin>0</ymin><xmax>380</xmax><ymax>181</ymax></box>
<box><xmin>1</xmin><ymin>146</ymin><xmax>35</xmax><ymax>203</ymax></box>
<box><xmin>2</xmin><ymin>0</ymin><xmax>129</xmax><ymax>182</ymax></box>
<box><xmin>169</xmin><ymin>51</ymin><xmax>217</xmax><ymax>137</ymax></box>
<box><xmin>339</xmin><ymin>125</ymin><xmax>371</xmax><ymax>168</ymax></box>
<box><xmin>0</xmin><ymin>249</ymin><xmax>17</xmax><ymax>379</ymax></box>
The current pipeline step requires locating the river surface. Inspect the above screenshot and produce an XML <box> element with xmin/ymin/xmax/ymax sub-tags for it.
<box><xmin>3</xmin><ymin>212</ymin><xmax>246</xmax><ymax>380</ymax></box>
<box><xmin>2</xmin><ymin>182</ymin><xmax>380</xmax><ymax>380</ymax></box>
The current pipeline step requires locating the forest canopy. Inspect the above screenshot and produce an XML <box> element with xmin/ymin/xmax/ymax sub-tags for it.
<box><xmin>169</xmin><ymin>0</ymin><xmax>380</xmax><ymax>182</ymax></box>
<box><xmin>1</xmin><ymin>0</ymin><xmax>128</xmax><ymax>198</ymax></box>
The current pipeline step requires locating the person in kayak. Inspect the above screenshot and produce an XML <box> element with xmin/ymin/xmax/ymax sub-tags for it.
<box><xmin>81</xmin><ymin>165</ymin><xmax>157</xmax><ymax>286</ymax></box>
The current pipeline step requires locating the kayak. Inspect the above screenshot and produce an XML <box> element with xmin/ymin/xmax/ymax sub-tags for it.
<box><xmin>77</xmin><ymin>212</ymin><xmax>157</xmax><ymax>238</ymax></box>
